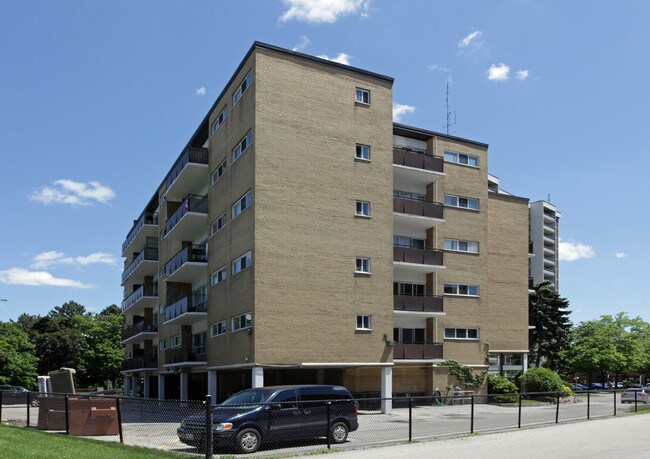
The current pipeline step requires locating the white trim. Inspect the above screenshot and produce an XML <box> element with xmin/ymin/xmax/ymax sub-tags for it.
<box><xmin>489</xmin><ymin>350</ymin><xmax>530</xmax><ymax>353</ymax></box>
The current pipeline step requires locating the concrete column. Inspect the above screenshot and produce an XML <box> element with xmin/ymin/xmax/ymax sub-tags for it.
<box><xmin>316</xmin><ymin>368</ymin><xmax>325</xmax><ymax>384</ymax></box>
<box><xmin>252</xmin><ymin>367</ymin><xmax>264</xmax><ymax>388</ymax></box>
<box><xmin>133</xmin><ymin>377</ymin><xmax>140</xmax><ymax>398</ymax></box>
<box><xmin>208</xmin><ymin>370</ymin><xmax>218</xmax><ymax>402</ymax></box>
<box><xmin>143</xmin><ymin>373</ymin><xmax>150</xmax><ymax>399</ymax></box>
<box><xmin>522</xmin><ymin>353</ymin><xmax>529</xmax><ymax>373</ymax></box>
<box><xmin>158</xmin><ymin>374</ymin><xmax>166</xmax><ymax>400</ymax></box>
<box><xmin>180</xmin><ymin>372</ymin><xmax>189</xmax><ymax>401</ymax></box>
<box><xmin>381</xmin><ymin>366</ymin><xmax>393</xmax><ymax>414</ymax></box>
<box><xmin>124</xmin><ymin>376</ymin><xmax>131</xmax><ymax>397</ymax></box>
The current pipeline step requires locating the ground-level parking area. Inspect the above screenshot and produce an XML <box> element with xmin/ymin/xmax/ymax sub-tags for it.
<box><xmin>0</xmin><ymin>393</ymin><xmax>638</xmax><ymax>457</ymax></box>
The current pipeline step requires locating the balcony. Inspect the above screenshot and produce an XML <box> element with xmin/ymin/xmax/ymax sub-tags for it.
<box><xmin>121</xmin><ymin>355</ymin><xmax>158</xmax><ymax>372</ymax></box>
<box><xmin>122</xmin><ymin>211</ymin><xmax>158</xmax><ymax>257</ymax></box>
<box><xmin>163</xmin><ymin>293</ymin><xmax>208</xmax><ymax>326</ymax></box>
<box><xmin>121</xmin><ymin>283</ymin><xmax>158</xmax><ymax>315</ymax></box>
<box><xmin>393</xmin><ymin>245</ymin><xmax>444</xmax><ymax>276</ymax></box>
<box><xmin>165</xmin><ymin>147</ymin><xmax>209</xmax><ymax>200</ymax></box>
<box><xmin>393</xmin><ymin>148</ymin><xmax>444</xmax><ymax>186</ymax></box>
<box><xmin>161</xmin><ymin>245</ymin><xmax>207</xmax><ymax>284</ymax></box>
<box><xmin>121</xmin><ymin>319</ymin><xmax>158</xmax><ymax>344</ymax></box>
<box><xmin>121</xmin><ymin>247</ymin><xmax>158</xmax><ymax>286</ymax></box>
<box><xmin>543</xmin><ymin>246</ymin><xmax>555</xmax><ymax>256</ymax></box>
<box><xmin>393</xmin><ymin>343</ymin><xmax>443</xmax><ymax>360</ymax></box>
<box><xmin>393</xmin><ymin>295</ymin><xmax>443</xmax><ymax>314</ymax></box>
<box><xmin>529</xmin><ymin>277</ymin><xmax>535</xmax><ymax>290</ymax></box>
<box><xmin>543</xmin><ymin>257</ymin><xmax>555</xmax><ymax>266</ymax></box>
<box><xmin>164</xmin><ymin>345</ymin><xmax>207</xmax><ymax>367</ymax></box>
<box><xmin>161</xmin><ymin>195</ymin><xmax>208</xmax><ymax>241</ymax></box>
<box><xmin>393</xmin><ymin>196</ymin><xmax>444</xmax><ymax>231</ymax></box>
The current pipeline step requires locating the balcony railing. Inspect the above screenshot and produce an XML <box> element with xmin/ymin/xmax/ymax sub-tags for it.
<box><xmin>529</xmin><ymin>241</ymin><xmax>534</xmax><ymax>254</ymax></box>
<box><xmin>393</xmin><ymin>147</ymin><xmax>444</xmax><ymax>174</ymax></box>
<box><xmin>122</xmin><ymin>319</ymin><xmax>158</xmax><ymax>341</ymax></box>
<box><xmin>164</xmin><ymin>293</ymin><xmax>208</xmax><ymax>322</ymax></box>
<box><xmin>393</xmin><ymin>295</ymin><xmax>443</xmax><ymax>313</ymax></box>
<box><xmin>121</xmin><ymin>354</ymin><xmax>158</xmax><ymax>371</ymax></box>
<box><xmin>166</xmin><ymin>147</ymin><xmax>209</xmax><ymax>190</ymax></box>
<box><xmin>122</xmin><ymin>211</ymin><xmax>158</xmax><ymax>254</ymax></box>
<box><xmin>161</xmin><ymin>194</ymin><xmax>208</xmax><ymax>239</ymax></box>
<box><xmin>393</xmin><ymin>343</ymin><xmax>443</xmax><ymax>360</ymax></box>
<box><xmin>393</xmin><ymin>196</ymin><xmax>443</xmax><ymax>219</ymax></box>
<box><xmin>122</xmin><ymin>247</ymin><xmax>158</xmax><ymax>283</ymax></box>
<box><xmin>165</xmin><ymin>345</ymin><xmax>207</xmax><ymax>365</ymax></box>
<box><xmin>160</xmin><ymin>245</ymin><xmax>207</xmax><ymax>279</ymax></box>
<box><xmin>121</xmin><ymin>283</ymin><xmax>158</xmax><ymax>313</ymax></box>
<box><xmin>393</xmin><ymin>245</ymin><xmax>444</xmax><ymax>266</ymax></box>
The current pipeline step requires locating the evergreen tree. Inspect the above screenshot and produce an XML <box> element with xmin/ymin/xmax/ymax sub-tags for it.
<box><xmin>529</xmin><ymin>281</ymin><xmax>572</xmax><ymax>370</ymax></box>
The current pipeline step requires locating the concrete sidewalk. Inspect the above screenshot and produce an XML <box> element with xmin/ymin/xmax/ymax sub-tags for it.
<box><xmin>331</xmin><ymin>415</ymin><xmax>650</xmax><ymax>458</ymax></box>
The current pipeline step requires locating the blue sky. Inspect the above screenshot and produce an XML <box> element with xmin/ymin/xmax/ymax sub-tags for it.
<box><xmin>0</xmin><ymin>0</ymin><xmax>648</xmax><ymax>324</ymax></box>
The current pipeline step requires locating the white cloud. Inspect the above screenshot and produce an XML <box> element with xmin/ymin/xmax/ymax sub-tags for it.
<box><xmin>487</xmin><ymin>63</ymin><xmax>511</xmax><ymax>81</ymax></box>
<box><xmin>558</xmin><ymin>241</ymin><xmax>595</xmax><ymax>262</ymax></box>
<box><xmin>195</xmin><ymin>86</ymin><xmax>207</xmax><ymax>96</ymax></box>
<box><xmin>459</xmin><ymin>30</ymin><xmax>483</xmax><ymax>48</ymax></box>
<box><xmin>316</xmin><ymin>52</ymin><xmax>351</xmax><ymax>65</ymax></box>
<box><xmin>392</xmin><ymin>103</ymin><xmax>416</xmax><ymax>122</ymax></box>
<box><xmin>427</xmin><ymin>64</ymin><xmax>451</xmax><ymax>73</ymax></box>
<box><xmin>292</xmin><ymin>35</ymin><xmax>311</xmax><ymax>52</ymax></box>
<box><xmin>0</xmin><ymin>268</ymin><xmax>95</xmax><ymax>288</ymax></box>
<box><xmin>279</xmin><ymin>0</ymin><xmax>369</xmax><ymax>23</ymax></box>
<box><xmin>516</xmin><ymin>69</ymin><xmax>529</xmax><ymax>80</ymax></box>
<box><xmin>29</xmin><ymin>179</ymin><xmax>115</xmax><ymax>206</ymax></box>
<box><xmin>615</xmin><ymin>252</ymin><xmax>626</xmax><ymax>259</ymax></box>
<box><xmin>31</xmin><ymin>251</ymin><xmax>118</xmax><ymax>269</ymax></box>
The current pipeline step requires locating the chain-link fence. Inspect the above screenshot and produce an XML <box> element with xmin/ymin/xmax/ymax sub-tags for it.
<box><xmin>0</xmin><ymin>389</ymin><xmax>643</xmax><ymax>457</ymax></box>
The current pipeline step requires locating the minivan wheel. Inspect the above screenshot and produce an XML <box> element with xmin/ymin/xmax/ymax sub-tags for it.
<box><xmin>236</xmin><ymin>428</ymin><xmax>261</xmax><ymax>454</ymax></box>
<box><xmin>330</xmin><ymin>422</ymin><xmax>348</xmax><ymax>444</ymax></box>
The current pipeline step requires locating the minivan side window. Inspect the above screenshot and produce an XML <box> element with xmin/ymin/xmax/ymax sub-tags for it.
<box><xmin>272</xmin><ymin>389</ymin><xmax>298</xmax><ymax>409</ymax></box>
<box><xmin>298</xmin><ymin>386</ymin><xmax>351</xmax><ymax>407</ymax></box>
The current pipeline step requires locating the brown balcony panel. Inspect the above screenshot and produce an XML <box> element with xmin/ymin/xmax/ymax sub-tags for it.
<box><xmin>394</xmin><ymin>295</ymin><xmax>443</xmax><ymax>313</ymax></box>
<box><xmin>393</xmin><ymin>197</ymin><xmax>443</xmax><ymax>219</ymax></box>
<box><xmin>165</xmin><ymin>346</ymin><xmax>206</xmax><ymax>365</ymax></box>
<box><xmin>122</xmin><ymin>355</ymin><xmax>158</xmax><ymax>371</ymax></box>
<box><xmin>393</xmin><ymin>246</ymin><xmax>444</xmax><ymax>266</ymax></box>
<box><xmin>394</xmin><ymin>343</ymin><xmax>443</xmax><ymax>360</ymax></box>
<box><xmin>393</xmin><ymin>148</ymin><xmax>444</xmax><ymax>173</ymax></box>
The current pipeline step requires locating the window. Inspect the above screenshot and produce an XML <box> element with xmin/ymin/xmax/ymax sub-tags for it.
<box><xmin>444</xmin><ymin>150</ymin><xmax>479</xmax><ymax>167</ymax></box>
<box><xmin>444</xmin><ymin>283</ymin><xmax>480</xmax><ymax>297</ymax></box>
<box><xmin>210</xmin><ymin>320</ymin><xmax>227</xmax><ymax>337</ymax></box>
<box><xmin>355</xmin><ymin>144</ymin><xmax>371</xmax><ymax>161</ymax></box>
<box><xmin>210</xmin><ymin>212</ymin><xmax>227</xmax><ymax>236</ymax></box>
<box><xmin>355</xmin><ymin>87</ymin><xmax>370</xmax><ymax>104</ymax></box>
<box><xmin>232</xmin><ymin>130</ymin><xmax>253</xmax><ymax>163</ymax></box>
<box><xmin>233</xmin><ymin>70</ymin><xmax>253</xmax><ymax>106</ymax></box>
<box><xmin>393</xmin><ymin>282</ymin><xmax>425</xmax><ymax>296</ymax></box>
<box><xmin>211</xmin><ymin>159</ymin><xmax>227</xmax><ymax>186</ymax></box>
<box><xmin>211</xmin><ymin>266</ymin><xmax>227</xmax><ymax>286</ymax></box>
<box><xmin>355</xmin><ymin>200</ymin><xmax>371</xmax><ymax>217</ymax></box>
<box><xmin>444</xmin><ymin>239</ymin><xmax>479</xmax><ymax>254</ymax></box>
<box><xmin>170</xmin><ymin>335</ymin><xmax>181</xmax><ymax>348</ymax></box>
<box><xmin>394</xmin><ymin>190</ymin><xmax>426</xmax><ymax>202</ymax></box>
<box><xmin>271</xmin><ymin>389</ymin><xmax>298</xmax><ymax>409</ymax></box>
<box><xmin>355</xmin><ymin>257</ymin><xmax>371</xmax><ymax>274</ymax></box>
<box><xmin>159</xmin><ymin>340</ymin><xmax>167</xmax><ymax>351</ymax></box>
<box><xmin>393</xmin><ymin>235</ymin><xmax>425</xmax><ymax>249</ymax></box>
<box><xmin>211</xmin><ymin>106</ymin><xmax>228</xmax><ymax>136</ymax></box>
<box><xmin>232</xmin><ymin>191</ymin><xmax>252</xmax><ymax>219</ymax></box>
<box><xmin>444</xmin><ymin>328</ymin><xmax>479</xmax><ymax>340</ymax></box>
<box><xmin>232</xmin><ymin>251</ymin><xmax>252</xmax><ymax>275</ymax></box>
<box><xmin>393</xmin><ymin>327</ymin><xmax>425</xmax><ymax>344</ymax></box>
<box><xmin>444</xmin><ymin>194</ymin><xmax>479</xmax><ymax>210</ymax></box>
<box><xmin>232</xmin><ymin>312</ymin><xmax>252</xmax><ymax>332</ymax></box>
<box><xmin>356</xmin><ymin>315</ymin><xmax>372</xmax><ymax>330</ymax></box>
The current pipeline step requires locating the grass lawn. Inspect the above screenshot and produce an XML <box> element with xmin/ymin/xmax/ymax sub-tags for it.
<box><xmin>0</xmin><ymin>424</ymin><xmax>188</xmax><ymax>458</ymax></box>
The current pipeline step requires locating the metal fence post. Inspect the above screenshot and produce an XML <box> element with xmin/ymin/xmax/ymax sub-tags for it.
<box><xmin>326</xmin><ymin>401</ymin><xmax>332</xmax><ymax>450</ymax></box>
<box><xmin>65</xmin><ymin>395</ymin><xmax>70</xmax><ymax>435</ymax></box>
<box><xmin>613</xmin><ymin>390</ymin><xmax>617</xmax><ymax>416</ymax></box>
<box><xmin>518</xmin><ymin>394</ymin><xmax>522</xmax><ymax>428</ymax></box>
<box><xmin>115</xmin><ymin>397</ymin><xmax>124</xmax><ymax>443</ymax></box>
<box><xmin>26</xmin><ymin>392</ymin><xmax>30</xmax><ymax>427</ymax></box>
<box><xmin>205</xmin><ymin>395</ymin><xmax>213</xmax><ymax>459</ymax></box>
<box><xmin>470</xmin><ymin>395</ymin><xmax>475</xmax><ymax>434</ymax></box>
<box><xmin>408</xmin><ymin>398</ymin><xmax>412</xmax><ymax>441</ymax></box>
<box><xmin>555</xmin><ymin>393</ymin><xmax>560</xmax><ymax>423</ymax></box>
<box><xmin>587</xmin><ymin>391</ymin><xmax>590</xmax><ymax>419</ymax></box>
<box><xmin>0</xmin><ymin>389</ymin><xmax>3</xmax><ymax>421</ymax></box>
<box><xmin>635</xmin><ymin>389</ymin><xmax>638</xmax><ymax>413</ymax></box>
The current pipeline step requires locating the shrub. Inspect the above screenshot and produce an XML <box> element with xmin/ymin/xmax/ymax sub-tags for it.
<box><xmin>487</xmin><ymin>375</ymin><xmax>518</xmax><ymax>403</ymax></box>
<box><xmin>519</xmin><ymin>368</ymin><xmax>565</xmax><ymax>394</ymax></box>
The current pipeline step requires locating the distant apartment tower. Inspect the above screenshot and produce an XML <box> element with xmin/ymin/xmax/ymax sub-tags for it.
<box><xmin>120</xmin><ymin>42</ymin><xmax>531</xmax><ymax>409</ymax></box>
<box><xmin>528</xmin><ymin>201</ymin><xmax>561</xmax><ymax>289</ymax></box>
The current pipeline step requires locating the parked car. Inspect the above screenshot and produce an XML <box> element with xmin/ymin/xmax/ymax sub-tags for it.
<box><xmin>588</xmin><ymin>382</ymin><xmax>604</xmax><ymax>390</ymax></box>
<box><xmin>570</xmin><ymin>383</ymin><xmax>588</xmax><ymax>391</ymax></box>
<box><xmin>0</xmin><ymin>385</ymin><xmax>38</xmax><ymax>406</ymax></box>
<box><xmin>0</xmin><ymin>385</ymin><xmax>29</xmax><ymax>392</ymax></box>
<box><xmin>621</xmin><ymin>388</ymin><xmax>648</xmax><ymax>404</ymax></box>
<box><xmin>177</xmin><ymin>385</ymin><xmax>359</xmax><ymax>454</ymax></box>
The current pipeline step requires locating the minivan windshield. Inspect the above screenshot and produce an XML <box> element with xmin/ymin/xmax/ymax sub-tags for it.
<box><xmin>219</xmin><ymin>389</ymin><xmax>275</xmax><ymax>409</ymax></box>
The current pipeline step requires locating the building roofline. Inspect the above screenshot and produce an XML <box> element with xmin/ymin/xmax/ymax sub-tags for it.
<box><xmin>488</xmin><ymin>191</ymin><xmax>529</xmax><ymax>204</ymax></box>
<box><xmin>393</xmin><ymin>123</ymin><xmax>489</xmax><ymax>148</ymax></box>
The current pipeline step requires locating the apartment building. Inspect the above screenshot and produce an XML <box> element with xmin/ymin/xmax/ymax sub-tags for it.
<box><xmin>528</xmin><ymin>201</ymin><xmax>561</xmax><ymax>290</ymax></box>
<box><xmin>120</xmin><ymin>42</ymin><xmax>530</xmax><ymax>410</ymax></box>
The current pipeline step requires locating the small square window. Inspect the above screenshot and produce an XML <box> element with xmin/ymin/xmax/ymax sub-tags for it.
<box><xmin>356</xmin><ymin>257</ymin><xmax>371</xmax><ymax>274</ymax></box>
<box><xmin>355</xmin><ymin>144</ymin><xmax>371</xmax><ymax>161</ymax></box>
<box><xmin>210</xmin><ymin>320</ymin><xmax>227</xmax><ymax>337</ymax></box>
<box><xmin>355</xmin><ymin>88</ymin><xmax>370</xmax><ymax>104</ymax></box>
<box><xmin>211</xmin><ymin>266</ymin><xmax>227</xmax><ymax>286</ymax></box>
<box><xmin>356</xmin><ymin>315</ymin><xmax>372</xmax><ymax>330</ymax></box>
<box><xmin>355</xmin><ymin>200</ymin><xmax>371</xmax><ymax>217</ymax></box>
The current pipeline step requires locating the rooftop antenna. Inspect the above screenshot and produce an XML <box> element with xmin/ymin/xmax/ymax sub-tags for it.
<box><xmin>445</xmin><ymin>74</ymin><xmax>456</xmax><ymax>135</ymax></box>
<box><xmin>547</xmin><ymin>193</ymin><xmax>551</xmax><ymax>203</ymax></box>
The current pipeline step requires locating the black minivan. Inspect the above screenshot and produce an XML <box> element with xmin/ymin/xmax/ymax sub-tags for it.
<box><xmin>177</xmin><ymin>385</ymin><xmax>359</xmax><ymax>453</ymax></box>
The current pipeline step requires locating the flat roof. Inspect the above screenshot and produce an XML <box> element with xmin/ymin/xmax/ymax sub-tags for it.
<box><xmin>393</xmin><ymin>123</ymin><xmax>489</xmax><ymax>148</ymax></box>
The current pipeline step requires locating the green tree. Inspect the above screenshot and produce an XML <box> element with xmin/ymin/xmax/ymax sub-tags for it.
<box><xmin>529</xmin><ymin>282</ymin><xmax>572</xmax><ymax>370</ymax></box>
<box><xmin>438</xmin><ymin>359</ymin><xmax>486</xmax><ymax>389</ymax></box>
<box><xmin>0</xmin><ymin>322</ymin><xmax>39</xmax><ymax>388</ymax></box>
<box><xmin>81</xmin><ymin>305</ymin><xmax>124</xmax><ymax>387</ymax></box>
